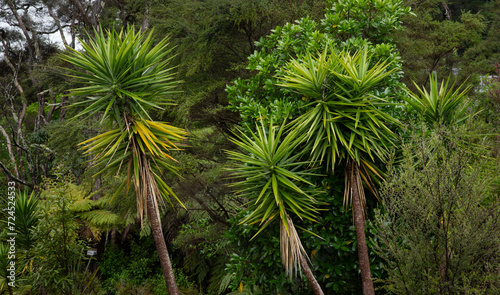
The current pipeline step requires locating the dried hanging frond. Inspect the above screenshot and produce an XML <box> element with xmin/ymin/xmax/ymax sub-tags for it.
<box><xmin>280</xmin><ymin>214</ymin><xmax>309</xmax><ymax>279</ymax></box>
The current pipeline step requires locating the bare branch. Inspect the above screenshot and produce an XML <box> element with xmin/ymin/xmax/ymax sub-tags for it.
<box><xmin>0</xmin><ymin>160</ymin><xmax>33</xmax><ymax>189</ymax></box>
<box><xmin>46</xmin><ymin>3</ymin><xmax>68</xmax><ymax>47</ymax></box>
<box><xmin>0</xmin><ymin>124</ymin><xmax>19</xmax><ymax>179</ymax></box>
<box><xmin>5</xmin><ymin>0</ymin><xmax>34</xmax><ymax>61</ymax></box>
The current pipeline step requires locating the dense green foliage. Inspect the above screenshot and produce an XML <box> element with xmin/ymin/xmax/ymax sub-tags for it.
<box><xmin>24</xmin><ymin>178</ymin><xmax>101</xmax><ymax>294</ymax></box>
<box><xmin>1</xmin><ymin>0</ymin><xmax>499</xmax><ymax>294</ymax></box>
<box><xmin>226</xmin><ymin>0</ymin><xmax>409</xmax><ymax>127</ymax></box>
<box><xmin>395</xmin><ymin>0</ymin><xmax>493</xmax><ymax>87</ymax></box>
<box><xmin>99</xmin><ymin>238</ymin><xmax>193</xmax><ymax>294</ymax></box>
<box><xmin>225</xmin><ymin>177</ymin><xmax>388</xmax><ymax>294</ymax></box>
<box><xmin>374</xmin><ymin>126</ymin><xmax>500</xmax><ymax>294</ymax></box>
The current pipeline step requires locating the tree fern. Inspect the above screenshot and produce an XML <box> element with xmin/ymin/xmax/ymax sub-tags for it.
<box><xmin>78</xmin><ymin>210</ymin><xmax>120</xmax><ymax>227</ymax></box>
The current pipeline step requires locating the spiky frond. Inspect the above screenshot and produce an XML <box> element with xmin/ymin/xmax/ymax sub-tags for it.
<box><xmin>0</xmin><ymin>242</ymin><xmax>10</xmax><ymax>288</ymax></box>
<box><xmin>6</xmin><ymin>191</ymin><xmax>40</xmax><ymax>250</ymax></box>
<box><xmin>226</xmin><ymin>120</ymin><xmax>323</xmax><ymax>278</ymax></box>
<box><xmin>61</xmin><ymin>26</ymin><xmax>180</xmax><ymax>128</ymax></box>
<box><xmin>404</xmin><ymin>73</ymin><xmax>474</xmax><ymax>127</ymax></box>
<box><xmin>279</xmin><ymin>47</ymin><xmax>400</xmax><ymax>210</ymax></box>
<box><xmin>64</xmin><ymin>27</ymin><xmax>188</xmax><ymax>225</ymax></box>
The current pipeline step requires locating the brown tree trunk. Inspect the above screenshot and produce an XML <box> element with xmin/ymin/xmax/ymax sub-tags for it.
<box><xmin>350</xmin><ymin>160</ymin><xmax>375</xmax><ymax>295</ymax></box>
<box><xmin>299</xmin><ymin>254</ymin><xmax>324</xmax><ymax>295</ymax></box>
<box><xmin>146</xmin><ymin>182</ymin><xmax>180</xmax><ymax>295</ymax></box>
<box><xmin>441</xmin><ymin>1</ymin><xmax>451</xmax><ymax>20</ymax></box>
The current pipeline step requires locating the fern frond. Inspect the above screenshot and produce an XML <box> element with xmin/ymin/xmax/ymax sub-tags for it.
<box><xmin>79</xmin><ymin>210</ymin><xmax>119</xmax><ymax>226</ymax></box>
<box><xmin>69</xmin><ymin>199</ymin><xmax>94</xmax><ymax>212</ymax></box>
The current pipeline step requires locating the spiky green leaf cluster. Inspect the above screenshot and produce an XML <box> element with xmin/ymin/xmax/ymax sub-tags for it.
<box><xmin>279</xmin><ymin>47</ymin><xmax>400</xmax><ymax>208</ymax></box>
<box><xmin>2</xmin><ymin>191</ymin><xmax>40</xmax><ymax>250</ymax></box>
<box><xmin>0</xmin><ymin>242</ymin><xmax>10</xmax><ymax>290</ymax></box>
<box><xmin>280</xmin><ymin>47</ymin><xmax>399</xmax><ymax>169</ymax></box>
<box><xmin>226</xmin><ymin>121</ymin><xmax>323</xmax><ymax>278</ymax></box>
<box><xmin>62</xmin><ymin>26</ymin><xmax>180</xmax><ymax>128</ymax></box>
<box><xmin>63</xmin><ymin>27</ymin><xmax>187</xmax><ymax>224</ymax></box>
<box><xmin>227</xmin><ymin>122</ymin><xmax>322</xmax><ymax>236</ymax></box>
<box><xmin>404</xmin><ymin>73</ymin><xmax>473</xmax><ymax>127</ymax></box>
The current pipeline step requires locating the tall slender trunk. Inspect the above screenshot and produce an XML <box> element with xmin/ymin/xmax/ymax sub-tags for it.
<box><xmin>299</xmin><ymin>254</ymin><xmax>324</xmax><ymax>295</ymax></box>
<box><xmin>349</xmin><ymin>160</ymin><xmax>375</xmax><ymax>295</ymax></box>
<box><xmin>146</xmin><ymin>182</ymin><xmax>180</xmax><ymax>295</ymax></box>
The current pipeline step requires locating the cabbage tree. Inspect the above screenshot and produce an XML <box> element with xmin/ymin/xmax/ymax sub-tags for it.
<box><xmin>226</xmin><ymin>121</ymin><xmax>325</xmax><ymax>295</ymax></box>
<box><xmin>62</xmin><ymin>27</ymin><xmax>186</xmax><ymax>295</ymax></box>
<box><xmin>279</xmin><ymin>47</ymin><xmax>400</xmax><ymax>295</ymax></box>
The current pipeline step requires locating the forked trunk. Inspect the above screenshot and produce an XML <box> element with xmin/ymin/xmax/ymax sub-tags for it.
<box><xmin>349</xmin><ymin>160</ymin><xmax>375</xmax><ymax>295</ymax></box>
<box><xmin>146</xmin><ymin>187</ymin><xmax>179</xmax><ymax>295</ymax></box>
<box><xmin>299</xmin><ymin>254</ymin><xmax>324</xmax><ymax>295</ymax></box>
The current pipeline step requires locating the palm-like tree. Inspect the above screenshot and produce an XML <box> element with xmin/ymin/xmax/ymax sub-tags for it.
<box><xmin>226</xmin><ymin>122</ymin><xmax>325</xmax><ymax>295</ymax></box>
<box><xmin>279</xmin><ymin>48</ymin><xmax>399</xmax><ymax>295</ymax></box>
<box><xmin>62</xmin><ymin>27</ymin><xmax>187</xmax><ymax>295</ymax></box>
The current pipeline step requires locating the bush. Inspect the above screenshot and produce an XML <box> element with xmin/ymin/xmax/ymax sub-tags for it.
<box><xmin>99</xmin><ymin>236</ymin><xmax>194</xmax><ymax>294</ymax></box>
<box><xmin>25</xmin><ymin>178</ymin><xmax>103</xmax><ymax>295</ymax></box>
<box><xmin>373</xmin><ymin>126</ymin><xmax>500</xmax><ymax>294</ymax></box>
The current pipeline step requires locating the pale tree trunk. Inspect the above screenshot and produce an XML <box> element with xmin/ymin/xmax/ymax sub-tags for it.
<box><xmin>0</xmin><ymin>125</ymin><xmax>19</xmax><ymax>179</ymax></box>
<box><xmin>349</xmin><ymin>160</ymin><xmax>375</xmax><ymax>295</ymax></box>
<box><xmin>4</xmin><ymin>0</ymin><xmax>54</xmax><ymax>188</ymax></box>
<box><xmin>0</xmin><ymin>36</ymin><xmax>34</xmax><ymax>188</ymax></box>
<box><xmin>145</xmin><ymin>173</ymin><xmax>180</xmax><ymax>295</ymax></box>
<box><xmin>141</xmin><ymin>0</ymin><xmax>151</xmax><ymax>32</ymax></box>
<box><xmin>46</xmin><ymin>4</ymin><xmax>68</xmax><ymax>47</ymax></box>
<box><xmin>442</xmin><ymin>1</ymin><xmax>451</xmax><ymax>20</ymax></box>
<box><xmin>299</xmin><ymin>254</ymin><xmax>324</xmax><ymax>295</ymax></box>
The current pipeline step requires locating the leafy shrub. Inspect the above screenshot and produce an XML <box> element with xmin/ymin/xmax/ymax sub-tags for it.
<box><xmin>100</xmin><ymin>236</ymin><xmax>194</xmax><ymax>294</ymax></box>
<box><xmin>173</xmin><ymin>217</ymin><xmax>229</xmax><ymax>294</ymax></box>
<box><xmin>373</xmin><ymin>126</ymin><xmax>500</xmax><ymax>294</ymax></box>
<box><xmin>477</xmin><ymin>63</ymin><xmax>500</xmax><ymax>133</ymax></box>
<box><xmin>25</xmin><ymin>178</ymin><xmax>102</xmax><ymax>294</ymax></box>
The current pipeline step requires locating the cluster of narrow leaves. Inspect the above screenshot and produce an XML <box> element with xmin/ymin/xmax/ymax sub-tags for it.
<box><xmin>78</xmin><ymin>118</ymin><xmax>186</xmax><ymax>207</ymax></box>
<box><xmin>62</xmin><ymin>27</ymin><xmax>187</xmax><ymax>223</ymax></box>
<box><xmin>12</xmin><ymin>191</ymin><xmax>39</xmax><ymax>249</ymax></box>
<box><xmin>226</xmin><ymin>121</ymin><xmax>323</xmax><ymax>278</ymax></box>
<box><xmin>278</xmin><ymin>47</ymin><xmax>400</xmax><ymax>207</ymax></box>
<box><xmin>404</xmin><ymin>73</ymin><xmax>473</xmax><ymax>127</ymax></box>
<box><xmin>62</xmin><ymin>27</ymin><xmax>180</xmax><ymax>128</ymax></box>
